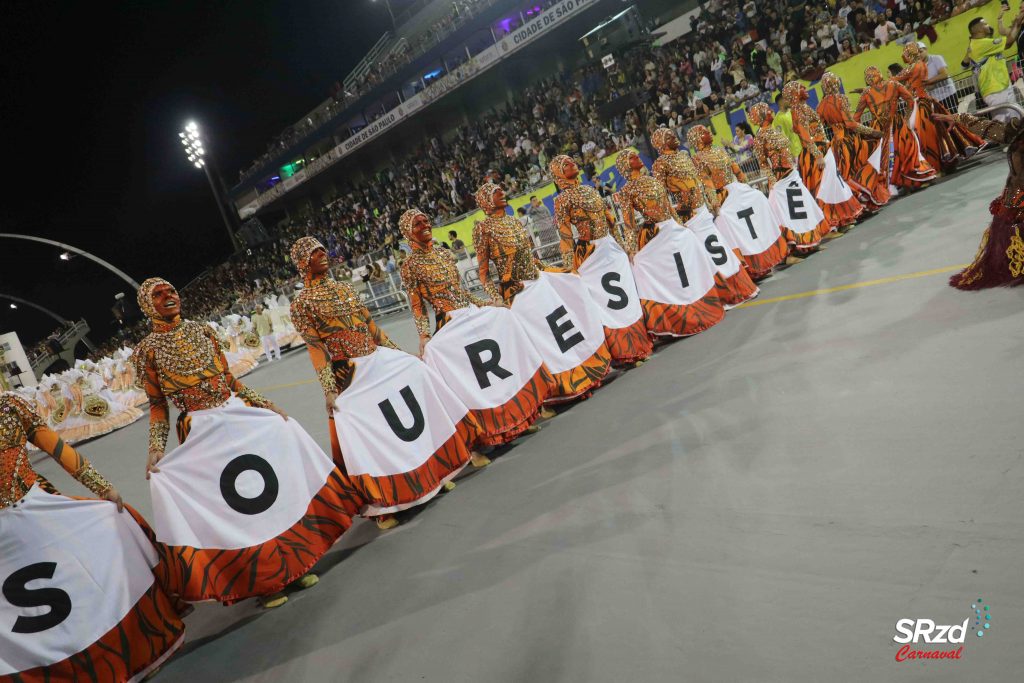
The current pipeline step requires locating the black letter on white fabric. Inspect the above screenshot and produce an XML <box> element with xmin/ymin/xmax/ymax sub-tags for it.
<box><xmin>704</xmin><ymin>234</ymin><xmax>728</xmax><ymax>266</ymax></box>
<box><xmin>465</xmin><ymin>339</ymin><xmax>512</xmax><ymax>389</ymax></box>
<box><xmin>601</xmin><ymin>272</ymin><xmax>629</xmax><ymax>310</ymax></box>
<box><xmin>3</xmin><ymin>563</ymin><xmax>72</xmax><ymax>634</ymax></box>
<box><xmin>785</xmin><ymin>183</ymin><xmax>807</xmax><ymax>220</ymax></box>
<box><xmin>673</xmin><ymin>252</ymin><xmax>690</xmax><ymax>288</ymax></box>
<box><xmin>220</xmin><ymin>454</ymin><xmax>280</xmax><ymax>515</ymax></box>
<box><xmin>379</xmin><ymin>386</ymin><xmax>425</xmax><ymax>442</ymax></box>
<box><xmin>545</xmin><ymin>306</ymin><xmax>584</xmax><ymax>353</ymax></box>
<box><xmin>737</xmin><ymin>207</ymin><xmax>758</xmax><ymax>240</ymax></box>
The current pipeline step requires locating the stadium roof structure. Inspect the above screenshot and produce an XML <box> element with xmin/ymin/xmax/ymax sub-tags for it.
<box><xmin>229</xmin><ymin>0</ymin><xmax>609</xmax><ymax>218</ymax></box>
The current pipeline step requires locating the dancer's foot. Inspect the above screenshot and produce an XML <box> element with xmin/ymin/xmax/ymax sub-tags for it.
<box><xmin>823</xmin><ymin>230</ymin><xmax>844</xmax><ymax>240</ymax></box>
<box><xmin>442</xmin><ymin>481</ymin><xmax>457</xmax><ymax>492</ymax></box>
<box><xmin>293</xmin><ymin>573</ymin><xmax>319</xmax><ymax>590</ymax></box>
<box><xmin>539</xmin><ymin>407</ymin><xmax>556</xmax><ymax>419</ymax></box>
<box><xmin>259</xmin><ymin>592</ymin><xmax>288</xmax><ymax>609</ymax></box>
<box><xmin>785</xmin><ymin>255</ymin><xmax>805</xmax><ymax>265</ymax></box>
<box><xmin>471</xmin><ymin>452</ymin><xmax>492</xmax><ymax>467</ymax></box>
<box><xmin>376</xmin><ymin>515</ymin><xmax>399</xmax><ymax>530</ymax></box>
<box><xmin>524</xmin><ymin>424</ymin><xmax>541</xmax><ymax>434</ymax></box>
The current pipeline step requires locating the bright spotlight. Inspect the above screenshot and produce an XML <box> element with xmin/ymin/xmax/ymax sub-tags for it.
<box><xmin>59</xmin><ymin>251</ymin><xmax>71</xmax><ymax>261</ymax></box>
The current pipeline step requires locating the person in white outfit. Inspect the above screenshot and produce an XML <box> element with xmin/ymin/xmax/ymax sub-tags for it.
<box><xmin>252</xmin><ymin>305</ymin><xmax>281</xmax><ymax>362</ymax></box>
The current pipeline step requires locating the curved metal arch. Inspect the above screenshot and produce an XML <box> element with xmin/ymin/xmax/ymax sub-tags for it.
<box><xmin>0</xmin><ymin>233</ymin><xmax>140</xmax><ymax>290</ymax></box>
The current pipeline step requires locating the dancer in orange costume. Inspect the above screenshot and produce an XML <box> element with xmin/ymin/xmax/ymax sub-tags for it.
<box><xmin>893</xmin><ymin>42</ymin><xmax>982</xmax><ymax>172</ymax></box>
<box><xmin>748</xmin><ymin>102</ymin><xmax>832</xmax><ymax>254</ymax></box>
<box><xmin>817</xmin><ymin>71</ymin><xmax>891</xmax><ymax>213</ymax></box>
<box><xmin>550</xmin><ymin>155</ymin><xmax>653</xmax><ymax>365</ymax></box>
<box><xmin>854</xmin><ymin>66</ymin><xmax>937</xmax><ymax>191</ymax></box>
<box><xmin>782</xmin><ymin>81</ymin><xmax>864</xmax><ymax>230</ymax></box>
<box><xmin>650</xmin><ymin>128</ymin><xmax>758</xmax><ymax>306</ymax></box>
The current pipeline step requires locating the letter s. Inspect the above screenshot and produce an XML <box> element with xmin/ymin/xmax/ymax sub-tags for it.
<box><xmin>3</xmin><ymin>562</ymin><xmax>73</xmax><ymax>634</ymax></box>
<box><xmin>893</xmin><ymin>619</ymin><xmax>915</xmax><ymax>644</ymax></box>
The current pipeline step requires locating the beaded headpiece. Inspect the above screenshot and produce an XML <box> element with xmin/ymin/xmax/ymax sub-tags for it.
<box><xmin>474</xmin><ymin>182</ymin><xmax>502</xmax><ymax>213</ymax></box>
<box><xmin>615</xmin><ymin>149</ymin><xmax>644</xmax><ymax>179</ymax></box>
<box><xmin>902</xmin><ymin>42</ymin><xmax>922</xmax><ymax>64</ymax></box>
<box><xmin>820</xmin><ymin>72</ymin><xmax>841</xmax><ymax>96</ymax></box>
<box><xmin>781</xmin><ymin>81</ymin><xmax>807</xmax><ymax>107</ymax></box>
<box><xmin>399</xmin><ymin>208</ymin><xmax>429</xmax><ymax>241</ymax></box>
<box><xmin>651</xmin><ymin>127</ymin><xmax>679</xmax><ymax>154</ymax></box>
<box><xmin>864</xmin><ymin>66</ymin><xmax>882</xmax><ymax>87</ymax></box>
<box><xmin>290</xmin><ymin>236</ymin><xmax>325</xmax><ymax>273</ymax></box>
<box><xmin>686</xmin><ymin>125</ymin><xmax>712</xmax><ymax>152</ymax></box>
<box><xmin>748</xmin><ymin>102</ymin><xmax>773</xmax><ymax>127</ymax></box>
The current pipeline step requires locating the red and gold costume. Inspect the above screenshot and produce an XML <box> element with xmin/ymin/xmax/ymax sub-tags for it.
<box><xmin>650</xmin><ymin>128</ymin><xmax>720</xmax><ymax>220</ymax></box>
<box><xmin>550</xmin><ymin>155</ymin><xmax>652</xmax><ymax>364</ymax></box>
<box><xmin>854</xmin><ymin>66</ymin><xmax>937</xmax><ymax>190</ymax></box>
<box><xmin>817</xmin><ymin>72</ymin><xmax>892</xmax><ymax>211</ymax></box>
<box><xmin>615</xmin><ymin>150</ymin><xmax>725</xmax><ymax>335</ymax></box>
<box><xmin>893</xmin><ymin>43</ymin><xmax>983</xmax><ymax>172</ymax></box>
<box><xmin>289</xmin><ymin>237</ymin><xmax>478</xmax><ymax>504</ymax></box>
<box><xmin>688</xmin><ymin>125</ymin><xmax>748</xmax><ymax>205</ymax></box>
<box><xmin>688</xmin><ymin>125</ymin><xmax>790</xmax><ymax>278</ymax></box>
<box><xmin>134</xmin><ymin>277</ymin><xmax>357</xmax><ymax>601</ymax></box>
<box><xmin>749</xmin><ymin>103</ymin><xmax>832</xmax><ymax>252</ymax></box>
<box><xmin>783</xmin><ymin>81</ymin><xmax>864</xmax><ymax>228</ymax></box>
<box><xmin>949</xmin><ymin>114</ymin><xmax>1024</xmax><ymax>290</ymax></box>
<box><xmin>0</xmin><ymin>392</ymin><xmax>185</xmax><ymax>681</ymax></box>
<box><xmin>474</xmin><ymin>183</ymin><xmax>611</xmax><ymax>399</ymax></box>
<box><xmin>398</xmin><ymin>209</ymin><xmax>554</xmax><ymax>445</ymax></box>
<box><xmin>650</xmin><ymin>129</ymin><xmax>758</xmax><ymax>306</ymax></box>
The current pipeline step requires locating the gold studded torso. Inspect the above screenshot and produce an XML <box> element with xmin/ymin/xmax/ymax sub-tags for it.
<box><xmin>133</xmin><ymin>320</ymin><xmax>233</xmax><ymax>413</ymax></box>
<box><xmin>553</xmin><ymin>183</ymin><xmax>613</xmax><ymax>242</ymax></box>
<box><xmin>652</xmin><ymin>151</ymin><xmax>708</xmax><ymax>218</ymax></box>
<box><xmin>753</xmin><ymin>126</ymin><xmax>796</xmax><ymax>178</ymax></box>
<box><xmin>620</xmin><ymin>174</ymin><xmax>677</xmax><ymax>223</ymax></box>
<box><xmin>693</xmin><ymin>146</ymin><xmax>739</xmax><ymax>189</ymax></box>
<box><xmin>473</xmin><ymin>213</ymin><xmax>540</xmax><ymax>302</ymax></box>
<box><xmin>0</xmin><ymin>394</ymin><xmax>43</xmax><ymax>508</ymax></box>
<box><xmin>291</xmin><ymin>278</ymin><xmax>378</xmax><ymax>359</ymax></box>
<box><xmin>402</xmin><ymin>248</ymin><xmax>474</xmax><ymax>314</ymax></box>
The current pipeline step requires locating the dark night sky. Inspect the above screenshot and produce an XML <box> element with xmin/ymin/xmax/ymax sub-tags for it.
<box><xmin>1</xmin><ymin>1</ymin><xmax>398</xmax><ymax>344</ymax></box>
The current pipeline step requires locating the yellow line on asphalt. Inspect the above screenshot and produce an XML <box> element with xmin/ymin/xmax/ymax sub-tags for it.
<box><xmin>253</xmin><ymin>264</ymin><xmax>967</xmax><ymax>392</ymax></box>
<box><xmin>735</xmin><ymin>264</ymin><xmax>967</xmax><ymax>309</ymax></box>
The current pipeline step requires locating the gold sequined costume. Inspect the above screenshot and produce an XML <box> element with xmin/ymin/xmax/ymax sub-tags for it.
<box><xmin>134</xmin><ymin>276</ymin><xmax>358</xmax><ymax>604</ymax></box>
<box><xmin>688</xmin><ymin>125</ymin><xmax>748</xmax><ymax>205</ymax></box>
<box><xmin>290</xmin><ymin>236</ymin><xmax>479</xmax><ymax>508</ymax></box>
<box><xmin>474</xmin><ymin>183</ymin><xmax>611</xmax><ymax>401</ymax></box>
<box><xmin>749</xmin><ymin>103</ymin><xmax>832</xmax><ymax>252</ymax></box>
<box><xmin>549</xmin><ymin>156</ymin><xmax>652</xmax><ymax>364</ymax></box>
<box><xmin>398</xmin><ymin>209</ymin><xmax>554</xmax><ymax>445</ymax></box>
<box><xmin>615</xmin><ymin>150</ymin><xmax>726</xmax><ymax>336</ymax></box>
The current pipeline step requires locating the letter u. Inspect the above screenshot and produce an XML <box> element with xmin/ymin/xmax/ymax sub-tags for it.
<box><xmin>379</xmin><ymin>386</ymin><xmax>426</xmax><ymax>442</ymax></box>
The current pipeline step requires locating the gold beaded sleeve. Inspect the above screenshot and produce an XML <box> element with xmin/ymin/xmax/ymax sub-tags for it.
<box><xmin>11</xmin><ymin>395</ymin><xmax>112</xmax><ymax>496</ymax></box>
<box><xmin>135</xmin><ymin>345</ymin><xmax>172</xmax><ymax>454</ymax></box>
<box><xmin>472</xmin><ymin>220</ymin><xmax>501</xmax><ymax>302</ymax></box>
<box><xmin>290</xmin><ymin>297</ymin><xmax>340</xmax><ymax>397</ymax></box>
<box><xmin>400</xmin><ymin>258</ymin><xmax>434</xmax><ymax>338</ymax></box>
<box><xmin>553</xmin><ymin>193</ymin><xmax>578</xmax><ymax>271</ymax></box>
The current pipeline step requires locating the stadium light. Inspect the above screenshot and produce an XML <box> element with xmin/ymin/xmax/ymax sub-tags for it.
<box><xmin>59</xmin><ymin>251</ymin><xmax>71</xmax><ymax>261</ymax></box>
<box><xmin>9</xmin><ymin>303</ymin><xmax>16</xmax><ymax>310</ymax></box>
<box><xmin>178</xmin><ymin>120</ymin><xmax>241</xmax><ymax>250</ymax></box>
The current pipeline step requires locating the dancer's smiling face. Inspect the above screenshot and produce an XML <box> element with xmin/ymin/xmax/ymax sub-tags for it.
<box><xmin>308</xmin><ymin>247</ymin><xmax>330</xmax><ymax>275</ymax></box>
<box><xmin>151</xmin><ymin>283</ymin><xmax>180</xmax><ymax>319</ymax></box>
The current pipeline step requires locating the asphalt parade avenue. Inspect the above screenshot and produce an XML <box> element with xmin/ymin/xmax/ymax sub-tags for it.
<box><xmin>32</xmin><ymin>157</ymin><xmax>1024</xmax><ymax>682</ymax></box>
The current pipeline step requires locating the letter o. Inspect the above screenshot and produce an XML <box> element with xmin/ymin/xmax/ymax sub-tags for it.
<box><xmin>219</xmin><ymin>454</ymin><xmax>280</xmax><ymax>515</ymax></box>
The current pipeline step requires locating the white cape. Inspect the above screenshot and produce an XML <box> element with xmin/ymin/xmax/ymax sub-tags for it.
<box><xmin>631</xmin><ymin>218</ymin><xmax>717</xmax><ymax>305</ymax></box>
<box><xmin>0</xmin><ymin>486</ymin><xmax>157</xmax><ymax>674</ymax></box>
<box><xmin>149</xmin><ymin>398</ymin><xmax>335</xmax><ymax>550</ymax></box>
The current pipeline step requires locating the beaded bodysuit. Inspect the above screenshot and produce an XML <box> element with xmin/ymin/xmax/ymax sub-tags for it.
<box><xmin>401</xmin><ymin>247</ymin><xmax>492</xmax><ymax>336</ymax></box>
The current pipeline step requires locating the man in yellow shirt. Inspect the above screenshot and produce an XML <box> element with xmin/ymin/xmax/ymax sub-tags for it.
<box><xmin>963</xmin><ymin>15</ymin><xmax>1014</xmax><ymax>122</ymax></box>
<box><xmin>771</xmin><ymin>92</ymin><xmax>802</xmax><ymax>157</ymax></box>
<box><xmin>251</xmin><ymin>304</ymin><xmax>281</xmax><ymax>362</ymax></box>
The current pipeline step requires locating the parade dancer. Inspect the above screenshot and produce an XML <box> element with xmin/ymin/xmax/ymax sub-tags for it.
<box><xmin>550</xmin><ymin>154</ymin><xmax>653</xmax><ymax>365</ymax></box>
<box><xmin>0</xmin><ymin>392</ymin><xmax>185</xmax><ymax>681</ymax></box>
<box><xmin>854</xmin><ymin>66</ymin><xmax>937</xmax><ymax>192</ymax></box>
<box><xmin>937</xmin><ymin>112</ymin><xmax>1024</xmax><ymax>290</ymax></box>
<box><xmin>651</xmin><ymin>128</ymin><xmax>758</xmax><ymax>306</ymax></box>
<box><xmin>399</xmin><ymin>208</ymin><xmax>555</xmax><ymax>447</ymax></box>
<box><xmin>290</xmin><ymin>238</ymin><xmax>482</xmax><ymax>529</ymax></box>
<box><xmin>748</xmin><ymin>103</ymin><xmax>832</xmax><ymax>255</ymax></box>
<box><xmin>816</xmin><ymin>72</ymin><xmax>891</xmax><ymax>213</ymax></box>
<box><xmin>688</xmin><ymin>125</ymin><xmax>792</xmax><ymax>277</ymax></box>
<box><xmin>782</xmin><ymin>81</ymin><xmax>864</xmax><ymax>231</ymax></box>
<box><xmin>134</xmin><ymin>278</ymin><xmax>357</xmax><ymax>607</ymax></box>
<box><xmin>894</xmin><ymin>42</ymin><xmax>983</xmax><ymax>172</ymax></box>
<box><xmin>474</xmin><ymin>182</ymin><xmax>612</xmax><ymax>402</ymax></box>
<box><xmin>615</xmin><ymin>149</ymin><xmax>725</xmax><ymax>336</ymax></box>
